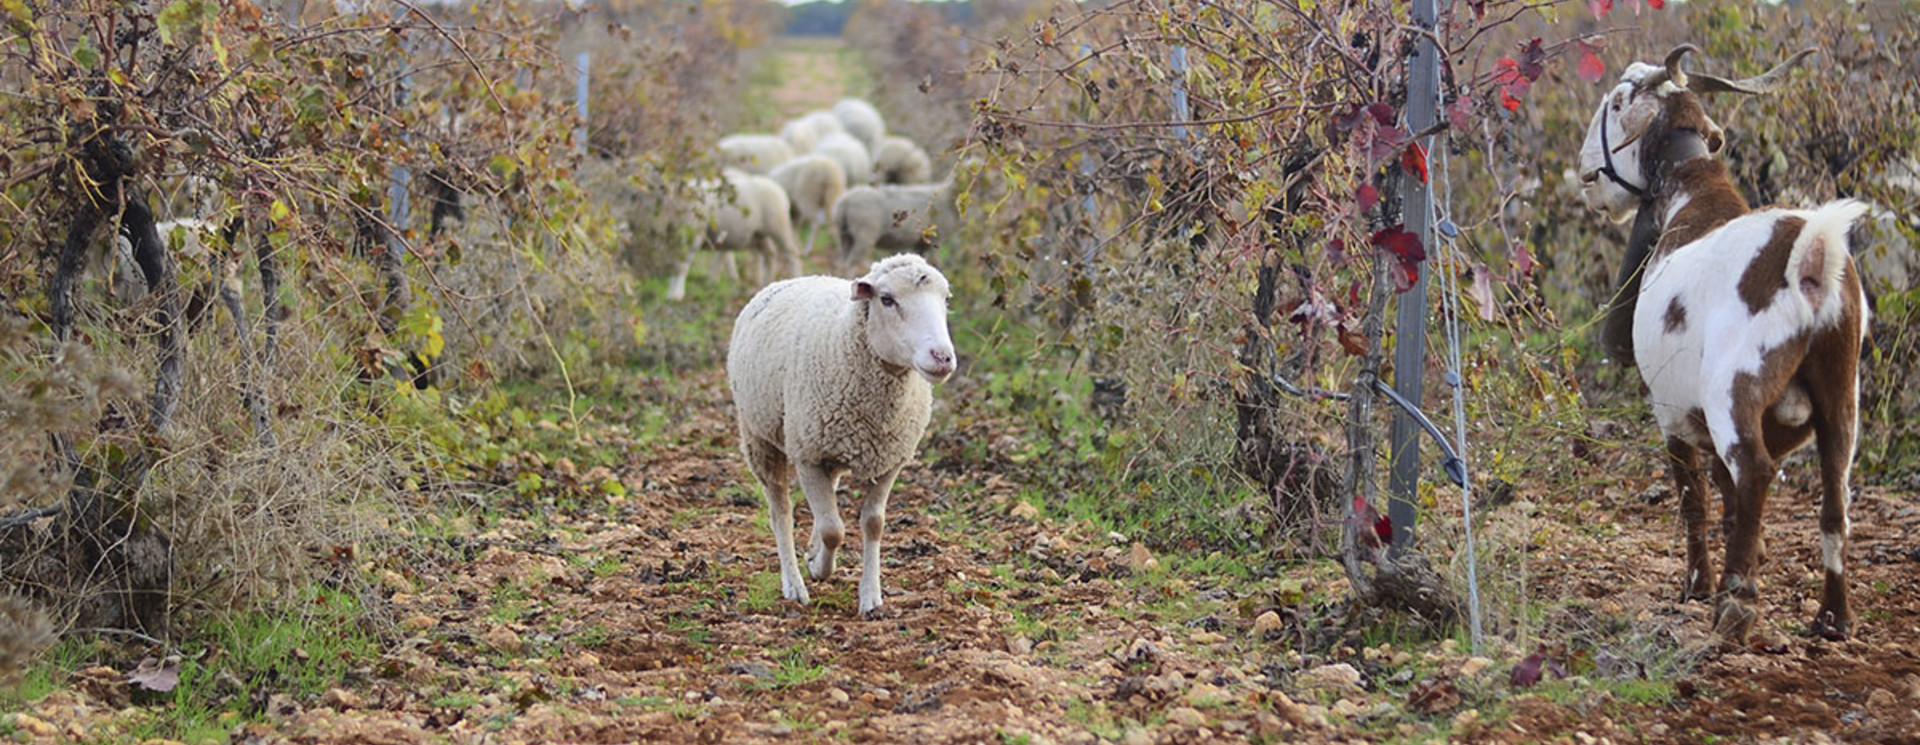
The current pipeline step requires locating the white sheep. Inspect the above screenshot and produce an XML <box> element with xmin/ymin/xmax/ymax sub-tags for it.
<box><xmin>812</xmin><ymin>132</ymin><xmax>873</xmax><ymax>188</ymax></box>
<box><xmin>717</xmin><ymin>134</ymin><xmax>795</xmax><ymax>175</ymax></box>
<box><xmin>780</xmin><ymin>111</ymin><xmax>845</xmax><ymax>155</ymax></box>
<box><xmin>1577</xmin><ymin>46</ymin><xmax>1865</xmax><ymax>642</ymax></box>
<box><xmin>768</xmin><ymin>154</ymin><xmax>848</xmax><ymax>256</ymax></box>
<box><xmin>667</xmin><ymin>169</ymin><xmax>803</xmax><ymax>301</ymax></box>
<box><xmin>831</xmin><ymin>98</ymin><xmax>886</xmax><ymax>152</ymax></box>
<box><xmin>872</xmin><ymin>136</ymin><xmax>934</xmax><ymax>185</ymax></box>
<box><xmin>831</xmin><ymin>173</ymin><xmax>961</xmax><ymax>273</ymax></box>
<box><xmin>726</xmin><ymin>254</ymin><xmax>957</xmax><ymax>615</ymax></box>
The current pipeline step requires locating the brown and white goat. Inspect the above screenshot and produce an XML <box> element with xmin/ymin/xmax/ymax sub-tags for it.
<box><xmin>1577</xmin><ymin>46</ymin><xmax>1870</xmax><ymax>642</ymax></box>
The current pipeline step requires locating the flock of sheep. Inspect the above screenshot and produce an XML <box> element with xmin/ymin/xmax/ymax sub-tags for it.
<box><xmin>667</xmin><ymin>97</ymin><xmax>962</xmax><ymax>300</ymax></box>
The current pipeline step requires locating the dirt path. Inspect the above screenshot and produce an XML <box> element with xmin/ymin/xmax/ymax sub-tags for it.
<box><xmin>239</xmin><ymin>367</ymin><xmax>1918</xmax><ymax>745</ymax></box>
<box><xmin>764</xmin><ymin>37</ymin><xmax>861</xmax><ymax>123</ymax></box>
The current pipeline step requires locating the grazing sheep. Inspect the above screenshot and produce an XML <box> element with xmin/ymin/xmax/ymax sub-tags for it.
<box><xmin>831</xmin><ymin>98</ymin><xmax>886</xmax><ymax>152</ymax></box>
<box><xmin>831</xmin><ymin>173</ymin><xmax>961</xmax><ymax>273</ymax></box>
<box><xmin>812</xmin><ymin>132</ymin><xmax>873</xmax><ymax>188</ymax></box>
<box><xmin>872</xmin><ymin>136</ymin><xmax>934</xmax><ymax>185</ymax></box>
<box><xmin>768</xmin><ymin>154</ymin><xmax>848</xmax><ymax>255</ymax></box>
<box><xmin>717</xmin><ymin>134</ymin><xmax>795</xmax><ymax>175</ymax></box>
<box><xmin>780</xmin><ymin>111</ymin><xmax>845</xmax><ymax>155</ymax></box>
<box><xmin>1577</xmin><ymin>46</ymin><xmax>1866</xmax><ymax>641</ymax></box>
<box><xmin>667</xmin><ymin>170</ymin><xmax>803</xmax><ymax>301</ymax></box>
<box><xmin>727</xmin><ymin>254</ymin><xmax>957</xmax><ymax>615</ymax></box>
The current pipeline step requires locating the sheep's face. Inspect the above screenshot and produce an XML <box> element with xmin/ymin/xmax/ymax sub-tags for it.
<box><xmin>1577</xmin><ymin>63</ymin><xmax>1671</xmax><ymax>223</ymax></box>
<box><xmin>855</xmin><ymin>261</ymin><xmax>956</xmax><ymax>384</ymax></box>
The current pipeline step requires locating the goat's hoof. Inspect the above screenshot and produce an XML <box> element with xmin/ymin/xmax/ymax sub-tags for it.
<box><xmin>1810</xmin><ymin>609</ymin><xmax>1851</xmax><ymax>641</ymax></box>
<box><xmin>1681</xmin><ymin>577</ymin><xmax>1714</xmax><ymax>603</ymax></box>
<box><xmin>859</xmin><ymin>603</ymin><xmax>893</xmax><ymax>621</ymax></box>
<box><xmin>1712</xmin><ymin>597</ymin><xmax>1757</xmax><ymax>642</ymax></box>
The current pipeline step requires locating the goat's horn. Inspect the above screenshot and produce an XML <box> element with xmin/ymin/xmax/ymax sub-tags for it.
<box><xmin>1634</xmin><ymin>44</ymin><xmax>1698</xmax><ymax>92</ymax></box>
<box><xmin>1687</xmin><ymin>48</ymin><xmax>1818</xmax><ymax>96</ymax></box>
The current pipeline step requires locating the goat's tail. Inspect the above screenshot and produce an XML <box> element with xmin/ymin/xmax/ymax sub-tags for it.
<box><xmin>1786</xmin><ymin>199</ymin><xmax>1869</xmax><ymax>321</ymax></box>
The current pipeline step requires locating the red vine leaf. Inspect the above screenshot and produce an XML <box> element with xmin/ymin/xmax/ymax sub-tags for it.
<box><xmin>1366</xmin><ymin>102</ymin><xmax>1397</xmax><ymax>126</ymax></box>
<box><xmin>1446</xmin><ymin>95</ymin><xmax>1475</xmax><ymax>132</ymax></box>
<box><xmin>1587</xmin><ymin>0</ymin><xmax>1613</xmax><ymax>19</ymax></box>
<box><xmin>1467</xmin><ymin>0</ymin><xmax>1486</xmax><ymax>20</ymax></box>
<box><xmin>1350</xmin><ymin>494</ymin><xmax>1392</xmax><ymax>547</ymax></box>
<box><xmin>1372</xmin><ymin>225</ymin><xmax>1425</xmax><ymax>263</ymax></box>
<box><xmin>1517</xmin><ymin>38</ymin><xmax>1547</xmax><ymax>81</ymax></box>
<box><xmin>1511</xmin><ymin>241</ymin><xmax>1536</xmax><ymax>277</ymax></box>
<box><xmin>1356</xmin><ymin>184</ymin><xmax>1380</xmax><ymax>213</ymax></box>
<box><xmin>1401</xmin><ymin>142</ymin><xmax>1428</xmax><ymax>184</ymax></box>
<box><xmin>1649</xmin><ymin>0</ymin><xmax>1665</xmax><ymax>8</ymax></box>
<box><xmin>1576</xmin><ymin>51</ymin><xmax>1606</xmax><ymax>83</ymax></box>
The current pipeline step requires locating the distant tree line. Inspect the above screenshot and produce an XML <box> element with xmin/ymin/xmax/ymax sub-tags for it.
<box><xmin>785</xmin><ymin>0</ymin><xmax>982</xmax><ymax>37</ymax></box>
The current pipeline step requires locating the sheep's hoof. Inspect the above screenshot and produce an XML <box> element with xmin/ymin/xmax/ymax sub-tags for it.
<box><xmin>1810</xmin><ymin>609</ymin><xmax>1851</xmax><ymax>641</ymax></box>
<box><xmin>780</xmin><ymin>577</ymin><xmax>811</xmax><ymax>606</ymax></box>
<box><xmin>807</xmin><ymin>550</ymin><xmax>836</xmax><ymax>581</ymax></box>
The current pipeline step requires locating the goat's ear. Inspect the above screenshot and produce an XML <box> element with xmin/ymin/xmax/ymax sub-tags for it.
<box><xmin>1705</xmin><ymin>121</ymin><xmax>1726</xmax><ymax>154</ymax></box>
<box><xmin>852</xmin><ymin>280</ymin><xmax>876</xmax><ymax>301</ymax></box>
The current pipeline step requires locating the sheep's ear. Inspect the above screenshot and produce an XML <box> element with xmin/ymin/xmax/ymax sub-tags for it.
<box><xmin>852</xmin><ymin>280</ymin><xmax>876</xmax><ymax>301</ymax></box>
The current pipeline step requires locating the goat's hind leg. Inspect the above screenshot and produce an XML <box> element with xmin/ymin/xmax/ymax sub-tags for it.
<box><xmin>1666</xmin><ymin>438</ymin><xmax>1715</xmax><ymax>601</ymax></box>
<box><xmin>1810</xmin><ymin>384</ymin><xmax>1860</xmax><ymax>640</ymax></box>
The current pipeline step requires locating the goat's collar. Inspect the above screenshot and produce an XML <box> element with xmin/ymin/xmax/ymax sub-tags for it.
<box><xmin>1602</xmin><ymin>127</ymin><xmax>1713</xmax><ymax>203</ymax></box>
<box><xmin>1598</xmin><ymin>113</ymin><xmax>1648</xmax><ymax>200</ymax></box>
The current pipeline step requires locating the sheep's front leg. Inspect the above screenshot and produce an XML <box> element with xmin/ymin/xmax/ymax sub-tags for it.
<box><xmin>796</xmin><ymin>464</ymin><xmax>844</xmax><ymax>582</ymax></box>
<box><xmin>857</xmin><ymin>467</ymin><xmax>902</xmax><ymax>616</ymax></box>
<box><xmin>1666</xmin><ymin>438</ymin><xmax>1715</xmax><ymax>601</ymax></box>
<box><xmin>666</xmin><ymin>246</ymin><xmax>697</xmax><ymax>301</ymax></box>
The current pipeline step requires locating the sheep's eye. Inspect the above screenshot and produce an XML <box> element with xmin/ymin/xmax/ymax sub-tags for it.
<box><xmin>880</xmin><ymin>295</ymin><xmax>897</xmax><ymax>308</ymax></box>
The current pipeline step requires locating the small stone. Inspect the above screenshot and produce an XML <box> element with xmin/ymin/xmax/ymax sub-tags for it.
<box><xmin>1331</xmin><ymin>698</ymin><xmax>1364</xmax><ymax>717</ymax></box>
<box><xmin>1128</xmin><ymin>543</ymin><xmax>1158</xmax><ymax>572</ymax></box>
<box><xmin>1010</xmin><ymin>636</ymin><xmax>1034</xmax><ymax>655</ymax></box>
<box><xmin>320</xmin><ymin>688</ymin><xmax>362</xmax><ymax>710</ymax></box>
<box><xmin>481</xmin><ymin>625</ymin><xmax>523</xmax><ymax>654</ymax></box>
<box><xmin>1167</xmin><ymin>706</ymin><xmax>1206</xmax><ymax>727</ymax></box>
<box><xmin>1253</xmin><ymin>611</ymin><xmax>1284</xmax><ymax>634</ymax></box>
<box><xmin>401</xmin><ymin>615</ymin><xmax>437</xmax><ymax>631</ymax></box>
<box><xmin>380</xmin><ymin>569</ymin><xmax>412</xmax><ymax>594</ymax></box>
<box><xmin>1266</xmin><ymin>691</ymin><xmax>1308</xmax><ymax>726</ymax></box>
<box><xmin>1459</xmin><ymin>656</ymin><xmax>1492</xmax><ymax>678</ymax></box>
<box><xmin>1186</xmin><ymin>683</ymin><xmax>1229</xmax><ymax>706</ymax></box>
<box><xmin>1011</xmin><ymin>501</ymin><xmax>1040</xmax><ymax>521</ymax></box>
<box><xmin>827</xmin><ymin>687</ymin><xmax>850</xmax><ymax>705</ymax></box>
<box><xmin>9</xmin><ymin>714</ymin><xmax>57</xmax><ymax>738</ymax></box>
<box><xmin>1107</xmin><ymin>531</ymin><xmax>1129</xmax><ymax>544</ymax></box>
<box><xmin>1298</xmin><ymin>663</ymin><xmax>1362</xmax><ymax>691</ymax></box>
<box><xmin>1121</xmin><ymin>729</ymin><xmax>1154</xmax><ymax>745</ymax></box>
<box><xmin>1191</xmin><ymin>630</ymin><xmax>1227</xmax><ymax>644</ymax></box>
<box><xmin>1866</xmin><ymin>688</ymin><xmax>1898</xmax><ymax>709</ymax></box>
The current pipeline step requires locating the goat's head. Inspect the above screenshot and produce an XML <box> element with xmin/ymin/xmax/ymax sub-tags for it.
<box><xmin>1577</xmin><ymin>45</ymin><xmax>1816</xmax><ymax>223</ymax></box>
